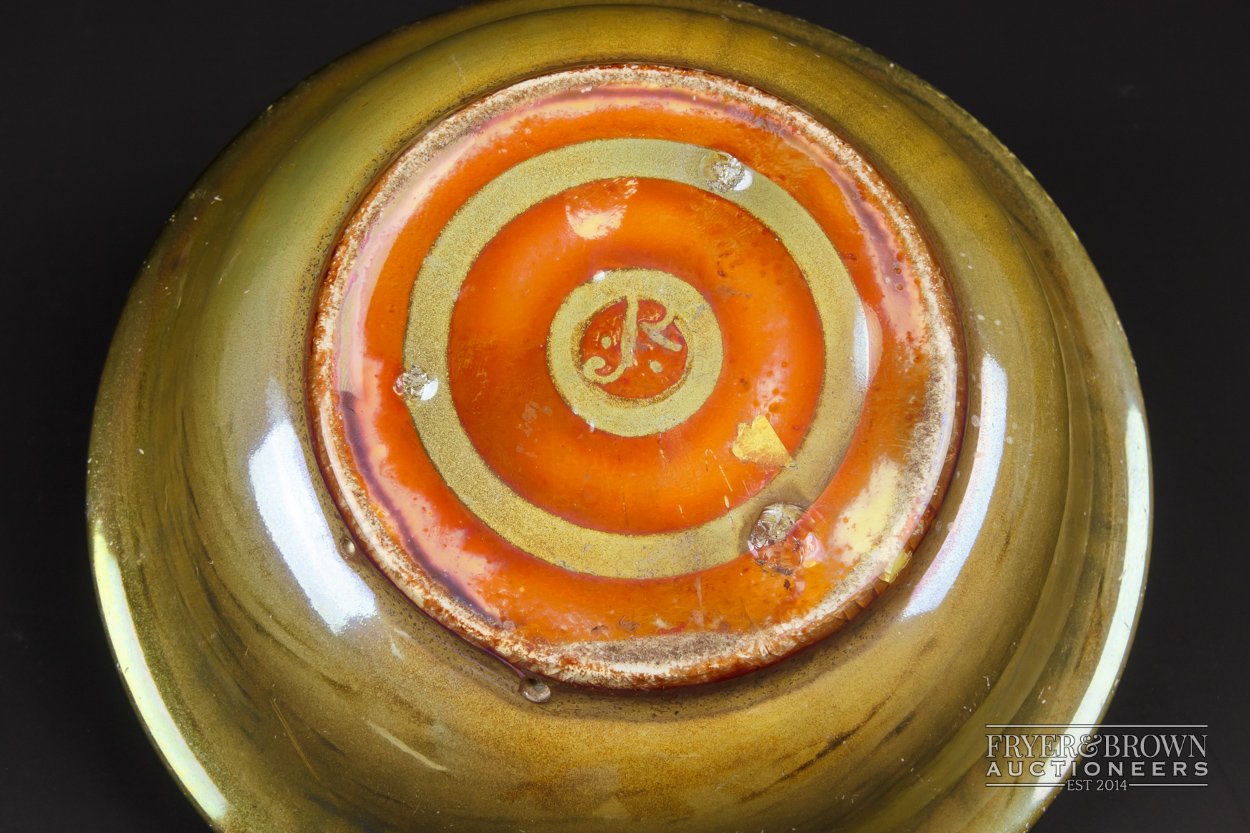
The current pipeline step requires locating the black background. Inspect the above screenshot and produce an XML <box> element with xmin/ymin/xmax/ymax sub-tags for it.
<box><xmin>2</xmin><ymin>1</ymin><xmax>1247</xmax><ymax>830</ymax></box>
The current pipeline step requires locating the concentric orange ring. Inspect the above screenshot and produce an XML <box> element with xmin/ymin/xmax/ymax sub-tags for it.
<box><xmin>309</xmin><ymin>65</ymin><xmax>965</xmax><ymax>688</ymax></box>
<box><xmin>399</xmin><ymin>136</ymin><xmax>865</xmax><ymax>577</ymax></box>
<box><xmin>449</xmin><ymin>176</ymin><xmax>825</xmax><ymax>535</ymax></box>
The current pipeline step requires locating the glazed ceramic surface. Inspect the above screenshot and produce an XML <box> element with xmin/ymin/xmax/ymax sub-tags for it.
<box><xmin>310</xmin><ymin>64</ymin><xmax>965</xmax><ymax>689</ymax></box>
<box><xmin>88</xmin><ymin>1</ymin><xmax>1150</xmax><ymax>830</ymax></box>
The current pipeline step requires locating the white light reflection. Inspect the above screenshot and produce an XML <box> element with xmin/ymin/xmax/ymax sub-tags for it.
<box><xmin>93</xmin><ymin>528</ymin><xmax>229</xmax><ymax>822</ymax></box>
<box><xmin>1029</xmin><ymin>404</ymin><xmax>1151</xmax><ymax>806</ymax></box>
<box><xmin>853</xmin><ymin>306</ymin><xmax>870</xmax><ymax>393</ymax></box>
<box><xmin>903</xmin><ymin>354</ymin><xmax>1008</xmax><ymax>618</ymax></box>
<box><xmin>248</xmin><ymin>389</ymin><xmax>377</xmax><ymax>633</ymax></box>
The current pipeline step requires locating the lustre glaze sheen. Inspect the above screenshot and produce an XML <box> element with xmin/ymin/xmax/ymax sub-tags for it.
<box><xmin>309</xmin><ymin>66</ymin><xmax>965</xmax><ymax>688</ymax></box>
<box><xmin>88</xmin><ymin>2</ymin><xmax>1149</xmax><ymax>831</ymax></box>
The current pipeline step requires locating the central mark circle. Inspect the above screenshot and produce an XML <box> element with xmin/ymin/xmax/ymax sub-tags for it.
<box><xmin>548</xmin><ymin>268</ymin><xmax>724</xmax><ymax>437</ymax></box>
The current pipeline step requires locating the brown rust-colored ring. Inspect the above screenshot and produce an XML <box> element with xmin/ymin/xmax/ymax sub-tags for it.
<box><xmin>309</xmin><ymin>65</ymin><xmax>964</xmax><ymax>688</ymax></box>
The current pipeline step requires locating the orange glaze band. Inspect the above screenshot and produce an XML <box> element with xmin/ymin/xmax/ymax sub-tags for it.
<box><xmin>310</xmin><ymin>68</ymin><xmax>964</xmax><ymax>680</ymax></box>
<box><xmin>450</xmin><ymin>177</ymin><xmax>824</xmax><ymax>534</ymax></box>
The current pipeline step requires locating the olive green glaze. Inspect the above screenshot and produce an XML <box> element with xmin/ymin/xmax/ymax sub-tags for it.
<box><xmin>88</xmin><ymin>1</ymin><xmax>1150</xmax><ymax>831</ymax></box>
